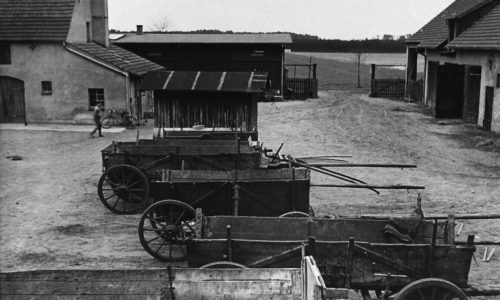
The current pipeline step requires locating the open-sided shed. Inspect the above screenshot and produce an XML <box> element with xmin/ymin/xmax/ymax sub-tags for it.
<box><xmin>141</xmin><ymin>70</ymin><xmax>268</xmax><ymax>140</ymax></box>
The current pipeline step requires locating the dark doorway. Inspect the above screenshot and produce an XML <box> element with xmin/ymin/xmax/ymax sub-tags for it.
<box><xmin>463</xmin><ymin>66</ymin><xmax>481</xmax><ymax>123</ymax></box>
<box><xmin>436</xmin><ymin>63</ymin><xmax>465</xmax><ymax>118</ymax></box>
<box><xmin>483</xmin><ymin>86</ymin><xmax>494</xmax><ymax>131</ymax></box>
<box><xmin>0</xmin><ymin>76</ymin><xmax>26</xmax><ymax>123</ymax></box>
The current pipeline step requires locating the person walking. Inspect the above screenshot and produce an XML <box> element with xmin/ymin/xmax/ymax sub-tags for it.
<box><xmin>90</xmin><ymin>103</ymin><xmax>104</xmax><ymax>137</ymax></box>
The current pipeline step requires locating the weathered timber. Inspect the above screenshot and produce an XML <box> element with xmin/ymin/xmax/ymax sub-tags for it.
<box><xmin>0</xmin><ymin>268</ymin><xmax>302</xmax><ymax>299</ymax></box>
<box><xmin>310</xmin><ymin>184</ymin><xmax>425</xmax><ymax>190</ymax></box>
<box><xmin>165</xmin><ymin>169</ymin><xmax>310</xmax><ymax>182</ymax></box>
<box><xmin>307</xmin><ymin>163</ymin><xmax>417</xmax><ymax>168</ymax></box>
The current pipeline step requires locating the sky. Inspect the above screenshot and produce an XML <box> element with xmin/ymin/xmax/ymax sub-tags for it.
<box><xmin>108</xmin><ymin>0</ymin><xmax>454</xmax><ymax>40</ymax></box>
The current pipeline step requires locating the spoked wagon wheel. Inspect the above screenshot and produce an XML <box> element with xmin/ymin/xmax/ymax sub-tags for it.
<box><xmin>200</xmin><ymin>261</ymin><xmax>247</xmax><ymax>269</ymax></box>
<box><xmin>138</xmin><ymin>200</ymin><xmax>196</xmax><ymax>262</ymax></box>
<box><xmin>97</xmin><ymin>164</ymin><xmax>150</xmax><ymax>214</ymax></box>
<box><xmin>101</xmin><ymin>116</ymin><xmax>116</xmax><ymax>129</ymax></box>
<box><xmin>392</xmin><ymin>278</ymin><xmax>468</xmax><ymax>300</ymax></box>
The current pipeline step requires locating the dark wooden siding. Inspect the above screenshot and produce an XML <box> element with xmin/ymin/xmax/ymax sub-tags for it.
<box><xmin>117</xmin><ymin>43</ymin><xmax>284</xmax><ymax>91</ymax></box>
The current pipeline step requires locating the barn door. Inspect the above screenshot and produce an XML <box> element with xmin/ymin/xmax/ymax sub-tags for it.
<box><xmin>483</xmin><ymin>86</ymin><xmax>494</xmax><ymax>131</ymax></box>
<box><xmin>0</xmin><ymin>76</ymin><xmax>26</xmax><ymax>123</ymax></box>
<box><xmin>463</xmin><ymin>66</ymin><xmax>481</xmax><ymax>123</ymax></box>
<box><xmin>436</xmin><ymin>64</ymin><xmax>465</xmax><ymax>118</ymax></box>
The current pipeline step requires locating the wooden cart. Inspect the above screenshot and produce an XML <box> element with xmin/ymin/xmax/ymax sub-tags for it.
<box><xmin>145</xmin><ymin>213</ymin><xmax>481</xmax><ymax>299</ymax></box>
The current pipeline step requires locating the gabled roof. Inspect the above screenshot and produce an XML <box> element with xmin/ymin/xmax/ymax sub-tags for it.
<box><xmin>406</xmin><ymin>0</ymin><xmax>488</xmax><ymax>48</ymax></box>
<box><xmin>140</xmin><ymin>71</ymin><xmax>268</xmax><ymax>94</ymax></box>
<box><xmin>0</xmin><ymin>0</ymin><xmax>75</xmax><ymax>42</ymax></box>
<box><xmin>447</xmin><ymin>2</ymin><xmax>500</xmax><ymax>49</ymax></box>
<box><xmin>67</xmin><ymin>43</ymin><xmax>164</xmax><ymax>77</ymax></box>
<box><xmin>112</xmin><ymin>33</ymin><xmax>292</xmax><ymax>45</ymax></box>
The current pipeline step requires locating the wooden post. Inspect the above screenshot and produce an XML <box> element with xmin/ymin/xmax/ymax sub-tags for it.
<box><xmin>370</xmin><ymin>64</ymin><xmax>376</xmax><ymax>96</ymax></box>
<box><xmin>312</xmin><ymin>64</ymin><xmax>317</xmax><ymax>79</ymax></box>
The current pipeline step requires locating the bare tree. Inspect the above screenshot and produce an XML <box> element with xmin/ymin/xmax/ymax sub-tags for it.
<box><xmin>150</xmin><ymin>15</ymin><xmax>171</xmax><ymax>32</ymax></box>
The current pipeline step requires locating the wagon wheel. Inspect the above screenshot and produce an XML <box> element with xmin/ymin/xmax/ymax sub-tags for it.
<box><xmin>392</xmin><ymin>278</ymin><xmax>468</xmax><ymax>300</ymax></box>
<box><xmin>200</xmin><ymin>261</ymin><xmax>247</xmax><ymax>269</ymax></box>
<box><xmin>101</xmin><ymin>116</ymin><xmax>116</xmax><ymax>129</ymax></box>
<box><xmin>97</xmin><ymin>164</ymin><xmax>150</xmax><ymax>214</ymax></box>
<box><xmin>138</xmin><ymin>200</ymin><xmax>196</xmax><ymax>262</ymax></box>
<box><xmin>279</xmin><ymin>211</ymin><xmax>310</xmax><ymax>218</ymax></box>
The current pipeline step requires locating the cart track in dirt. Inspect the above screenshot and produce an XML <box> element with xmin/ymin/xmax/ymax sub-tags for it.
<box><xmin>1</xmin><ymin>90</ymin><xmax>499</xmax><ymax>297</ymax></box>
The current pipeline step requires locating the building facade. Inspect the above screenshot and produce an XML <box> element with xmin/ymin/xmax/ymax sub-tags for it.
<box><xmin>112</xmin><ymin>31</ymin><xmax>291</xmax><ymax>94</ymax></box>
<box><xmin>0</xmin><ymin>0</ymin><xmax>162</xmax><ymax>124</ymax></box>
<box><xmin>406</xmin><ymin>0</ymin><xmax>500</xmax><ymax>132</ymax></box>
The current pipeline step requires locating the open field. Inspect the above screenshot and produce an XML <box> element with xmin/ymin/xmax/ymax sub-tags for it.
<box><xmin>286</xmin><ymin>52</ymin><xmax>425</xmax><ymax>90</ymax></box>
<box><xmin>1</xmin><ymin>90</ymin><xmax>499</xmax><ymax>298</ymax></box>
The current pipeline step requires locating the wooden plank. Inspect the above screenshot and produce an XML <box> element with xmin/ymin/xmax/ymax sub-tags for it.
<box><xmin>168</xmin><ymin>168</ymin><xmax>310</xmax><ymax>181</ymax></box>
<box><xmin>0</xmin><ymin>268</ymin><xmax>303</xmax><ymax>299</ymax></box>
<box><xmin>116</xmin><ymin>144</ymin><xmax>257</xmax><ymax>155</ymax></box>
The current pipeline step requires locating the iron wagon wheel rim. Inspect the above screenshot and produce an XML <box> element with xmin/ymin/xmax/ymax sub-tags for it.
<box><xmin>392</xmin><ymin>278</ymin><xmax>468</xmax><ymax>300</ymax></box>
<box><xmin>97</xmin><ymin>164</ymin><xmax>150</xmax><ymax>214</ymax></box>
<box><xmin>101</xmin><ymin>116</ymin><xmax>115</xmax><ymax>129</ymax></box>
<box><xmin>279</xmin><ymin>211</ymin><xmax>310</xmax><ymax>218</ymax></box>
<box><xmin>199</xmin><ymin>261</ymin><xmax>247</xmax><ymax>269</ymax></box>
<box><xmin>138</xmin><ymin>200</ymin><xmax>196</xmax><ymax>262</ymax></box>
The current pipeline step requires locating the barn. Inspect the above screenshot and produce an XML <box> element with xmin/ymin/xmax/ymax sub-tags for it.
<box><xmin>406</xmin><ymin>0</ymin><xmax>500</xmax><ymax>132</ymax></box>
<box><xmin>0</xmin><ymin>0</ymin><xmax>163</xmax><ymax>124</ymax></box>
<box><xmin>112</xmin><ymin>30</ymin><xmax>291</xmax><ymax>95</ymax></box>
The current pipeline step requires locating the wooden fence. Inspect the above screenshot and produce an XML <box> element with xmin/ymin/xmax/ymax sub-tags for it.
<box><xmin>370</xmin><ymin>78</ymin><xmax>405</xmax><ymax>98</ymax></box>
<box><xmin>285</xmin><ymin>78</ymin><xmax>318</xmax><ymax>100</ymax></box>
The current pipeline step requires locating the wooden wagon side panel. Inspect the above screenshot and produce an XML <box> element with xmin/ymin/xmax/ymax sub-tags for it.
<box><xmin>149</xmin><ymin>179</ymin><xmax>310</xmax><ymax>216</ymax></box>
<box><xmin>201</xmin><ymin>216</ymin><xmax>449</xmax><ymax>244</ymax></box>
<box><xmin>0</xmin><ymin>268</ymin><xmax>303</xmax><ymax>299</ymax></box>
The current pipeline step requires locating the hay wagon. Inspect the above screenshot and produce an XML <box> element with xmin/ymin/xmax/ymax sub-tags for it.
<box><xmin>138</xmin><ymin>205</ymin><xmax>489</xmax><ymax>299</ymax></box>
<box><xmin>97</xmin><ymin>71</ymin><xmax>310</xmax><ymax>216</ymax></box>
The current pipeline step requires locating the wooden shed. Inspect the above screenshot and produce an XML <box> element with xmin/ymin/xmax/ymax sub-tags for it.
<box><xmin>140</xmin><ymin>70</ymin><xmax>269</xmax><ymax>140</ymax></box>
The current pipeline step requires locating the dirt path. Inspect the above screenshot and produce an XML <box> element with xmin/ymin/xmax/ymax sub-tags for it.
<box><xmin>1</xmin><ymin>90</ymin><xmax>499</xmax><ymax>296</ymax></box>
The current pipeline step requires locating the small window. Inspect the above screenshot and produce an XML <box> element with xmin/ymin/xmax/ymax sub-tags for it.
<box><xmin>88</xmin><ymin>88</ymin><xmax>104</xmax><ymax>110</ymax></box>
<box><xmin>41</xmin><ymin>81</ymin><xmax>52</xmax><ymax>95</ymax></box>
<box><xmin>0</xmin><ymin>43</ymin><xmax>11</xmax><ymax>64</ymax></box>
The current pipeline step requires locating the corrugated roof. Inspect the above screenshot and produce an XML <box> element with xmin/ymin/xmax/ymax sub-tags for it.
<box><xmin>407</xmin><ymin>0</ymin><xmax>488</xmax><ymax>48</ymax></box>
<box><xmin>447</xmin><ymin>2</ymin><xmax>500</xmax><ymax>49</ymax></box>
<box><xmin>113</xmin><ymin>33</ymin><xmax>292</xmax><ymax>44</ymax></box>
<box><xmin>0</xmin><ymin>0</ymin><xmax>75</xmax><ymax>41</ymax></box>
<box><xmin>140</xmin><ymin>71</ymin><xmax>269</xmax><ymax>94</ymax></box>
<box><xmin>67</xmin><ymin>43</ymin><xmax>164</xmax><ymax>76</ymax></box>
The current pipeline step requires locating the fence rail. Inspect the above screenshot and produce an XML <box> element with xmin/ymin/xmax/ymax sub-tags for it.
<box><xmin>285</xmin><ymin>78</ymin><xmax>318</xmax><ymax>100</ymax></box>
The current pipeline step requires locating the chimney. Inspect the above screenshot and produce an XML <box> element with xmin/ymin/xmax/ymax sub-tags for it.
<box><xmin>137</xmin><ymin>25</ymin><xmax>143</xmax><ymax>35</ymax></box>
<box><xmin>90</xmin><ymin>0</ymin><xmax>110</xmax><ymax>47</ymax></box>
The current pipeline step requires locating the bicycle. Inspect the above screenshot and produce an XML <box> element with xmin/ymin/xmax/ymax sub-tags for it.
<box><xmin>101</xmin><ymin>109</ymin><xmax>138</xmax><ymax>129</ymax></box>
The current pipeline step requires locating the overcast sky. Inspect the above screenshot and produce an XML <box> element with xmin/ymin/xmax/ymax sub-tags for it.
<box><xmin>108</xmin><ymin>0</ymin><xmax>453</xmax><ymax>40</ymax></box>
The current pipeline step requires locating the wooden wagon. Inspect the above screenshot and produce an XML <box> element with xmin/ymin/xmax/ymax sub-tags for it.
<box><xmin>138</xmin><ymin>209</ymin><xmax>484</xmax><ymax>299</ymax></box>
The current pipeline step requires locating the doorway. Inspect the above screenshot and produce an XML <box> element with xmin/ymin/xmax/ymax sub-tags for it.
<box><xmin>0</xmin><ymin>76</ymin><xmax>26</xmax><ymax>123</ymax></box>
<box><xmin>436</xmin><ymin>63</ymin><xmax>465</xmax><ymax>118</ymax></box>
<box><xmin>483</xmin><ymin>86</ymin><xmax>494</xmax><ymax>131</ymax></box>
<box><xmin>463</xmin><ymin>66</ymin><xmax>481</xmax><ymax>123</ymax></box>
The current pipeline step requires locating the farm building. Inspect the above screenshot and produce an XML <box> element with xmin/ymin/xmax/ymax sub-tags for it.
<box><xmin>0</xmin><ymin>0</ymin><xmax>163</xmax><ymax>124</ymax></box>
<box><xmin>111</xmin><ymin>30</ymin><xmax>291</xmax><ymax>94</ymax></box>
<box><xmin>406</xmin><ymin>0</ymin><xmax>500</xmax><ymax>132</ymax></box>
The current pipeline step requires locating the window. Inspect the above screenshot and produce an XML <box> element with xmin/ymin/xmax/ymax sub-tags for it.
<box><xmin>88</xmin><ymin>88</ymin><xmax>104</xmax><ymax>110</ymax></box>
<box><xmin>0</xmin><ymin>43</ymin><xmax>10</xmax><ymax>64</ymax></box>
<box><xmin>41</xmin><ymin>81</ymin><xmax>52</xmax><ymax>95</ymax></box>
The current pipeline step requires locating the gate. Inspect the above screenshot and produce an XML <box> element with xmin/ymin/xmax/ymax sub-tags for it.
<box><xmin>463</xmin><ymin>66</ymin><xmax>481</xmax><ymax>124</ymax></box>
<box><xmin>0</xmin><ymin>76</ymin><xmax>26</xmax><ymax>123</ymax></box>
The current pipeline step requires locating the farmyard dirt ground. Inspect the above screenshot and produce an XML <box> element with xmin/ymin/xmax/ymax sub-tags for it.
<box><xmin>1</xmin><ymin>90</ymin><xmax>499</xmax><ymax>298</ymax></box>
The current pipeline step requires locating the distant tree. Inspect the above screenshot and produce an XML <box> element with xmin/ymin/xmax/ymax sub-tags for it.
<box><xmin>150</xmin><ymin>15</ymin><xmax>171</xmax><ymax>32</ymax></box>
<box><xmin>382</xmin><ymin>34</ymin><xmax>394</xmax><ymax>41</ymax></box>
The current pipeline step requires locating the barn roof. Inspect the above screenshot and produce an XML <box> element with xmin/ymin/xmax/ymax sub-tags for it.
<box><xmin>447</xmin><ymin>2</ymin><xmax>500</xmax><ymax>49</ymax></box>
<box><xmin>0</xmin><ymin>0</ymin><xmax>75</xmax><ymax>42</ymax></box>
<box><xmin>140</xmin><ymin>71</ymin><xmax>269</xmax><ymax>93</ymax></box>
<box><xmin>112</xmin><ymin>33</ymin><xmax>292</xmax><ymax>45</ymax></box>
<box><xmin>67</xmin><ymin>43</ymin><xmax>164</xmax><ymax>76</ymax></box>
<box><xmin>406</xmin><ymin>0</ymin><xmax>489</xmax><ymax>48</ymax></box>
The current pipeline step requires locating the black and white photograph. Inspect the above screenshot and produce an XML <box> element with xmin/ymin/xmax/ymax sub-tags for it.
<box><xmin>0</xmin><ymin>0</ymin><xmax>499</xmax><ymax>299</ymax></box>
